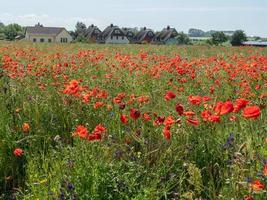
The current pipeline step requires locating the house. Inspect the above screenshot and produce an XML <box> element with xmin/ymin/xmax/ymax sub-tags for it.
<box><xmin>24</xmin><ymin>24</ymin><xmax>73</xmax><ymax>43</ymax></box>
<box><xmin>86</xmin><ymin>24</ymin><xmax>102</xmax><ymax>42</ymax></box>
<box><xmin>135</xmin><ymin>27</ymin><xmax>155</xmax><ymax>44</ymax></box>
<box><xmin>97</xmin><ymin>24</ymin><xmax>129</xmax><ymax>44</ymax></box>
<box><xmin>241</xmin><ymin>41</ymin><xmax>267</xmax><ymax>47</ymax></box>
<box><xmin>153</xmin><ymin>26</ymin><xmax>178</xmax><ymax>45</ymax></box>
<box><xmin>122</xmin><ymin>28</ymin><xmax>138</xmax><ymax>43</ymax></box>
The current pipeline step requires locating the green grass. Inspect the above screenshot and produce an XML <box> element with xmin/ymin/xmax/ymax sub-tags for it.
<box><xmin>0</xmin><ymin>42</ymin><xmax>266</xmax><ymax>199</ymax></box>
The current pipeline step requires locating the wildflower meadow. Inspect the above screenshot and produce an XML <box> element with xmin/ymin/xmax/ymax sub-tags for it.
<box><xmin>0</xmin><ymin>42</ymin><xmax>266</xmax><ymax>199</ymax></box>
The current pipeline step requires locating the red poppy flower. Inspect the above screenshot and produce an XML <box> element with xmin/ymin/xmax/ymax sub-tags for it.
<box><xmin>214</xmin><ymin>101</ymin><xmax>223</xmax><ymax>114</ymax></box>
<box><xmin>201</xmin><ymin>110</ymin><xmax>211</xmax><ymax>121</ymax></box>
<box><xmin>263</xmin><ymin>164</ymin><xmax>267</xmax><ymax>177</ymax></box>
<box><xmin>245</xmin><ymin>196</ymin><xmax>254</xmax><ymax>200</ymax></box>
<box><xmin>163</xmin><ymin>126</ymin><xmax>171</xmax><ymax>140</ymax></box>
<box><xmin>175</xmin><ymin>103</ymin><xmax>184</xmax><ymax>115</ymax></box>
<box><xmin>183</xmin><ymin>111</ymin><xmax>195</xmax><ymax>116</ymax></box>
<box><xmin>250</xmin><ymin>179</ymin><xmax>264</xmax><ymax>191</ymax></box>
<box><xmin>229</xmin><ymin>116</ymin><xmax>237</xmax><ymax>121</ymax></box>
<box><xmin>82</xmin><ymin>93</ymin><xmax>91</xmax><ymax>103</ymax></box>
<box><xmin>209</xmin><ymin>115</ymin><xmax>220</xmax><ymax>123</ymax></box>
<box><xmin>234</xmin><ymin>98</ymin><xmax>250</xmax><ymax>112</ymax></box>
<box><xmin>94</xmin><ymin>101</ymin><xmax>105</xmax><ymax>109</ymax></box>
<box><xmin>73</xmin><ymin>125</ymin><xmax>89</xmax><ymax>139</ymax></box>
<box><xmin>130</xmin><ymin>109</ymin><xmax>141</xmax><ymax>120</ymax></box>
<box><xmin>188</xmin><ymin>95</ymin><xmax>202</xmax><ymax>105</ymax></box>
<box><xmin>219</xmin><ymin>101</ymin><xmax>234</xmax><ymax>115</ymax></box>
<box><xmin>92</xmin><ymin>124</ymin><xmax>106</xmax><ymax>135</ymax></box>
<box><xmin>88</xmin><ymin>134</ymin><xmax>101</xmax><ymax>141</ymax></box>
<box><xmin>186</xmin><ymin>118</ymin><xmax>200</xmax><ymax>126</ymax></box>
<box><xmin>143</xmin><ymin>113</ymin><xmax>151</xmax><ymax>121</ymax></box>
<box><xmin>22</xmin><ymin>123</ymin><xmax>30</xmax><ymax>133</ymax></box>
<box><xmin>119</xmin><ymin>103</ymin><xmax>126</xmax><ymax>110</ymax></box>
<box><xmin>120</xmin><ymin>114</ymin><xmax>128</xmax><ymax>124</ymax></box>
<box><xmin>13</xmin><ymin>148</ymin><xmax>24</xmax><ymax>157</ymax></box>
<box><xmin>63</xmin><ymin>79</ymin><xmax>79</xmax><ymax>95</ymax></box>
<box><xmin>153</xmin><ymin>116</ymin><xmax>165</xmax><ymax>126</ymax></box>
<box><xmin>164</xmin><ymin>91</ymin><xmax>176</xmax><ymax>101</ymax></box>
<box><xmin>242</xmin><ymin>105</ymin><xmax>261</xmax><ymax>119</ymax></box>
<box><xmin>163</xmin><ymin>116</ymin><xmax>175</xmax><ymax>127</ymax></box>
<box><xmin>202</xmin><ymin>96</ymin><xmax>212</xmax><ymax>102</ymax></box>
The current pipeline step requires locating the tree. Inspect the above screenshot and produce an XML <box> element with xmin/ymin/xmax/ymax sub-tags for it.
<box><xmin>74</xmin><ymin>22</ymin><xmax>87</xmax><ymax>41</ymax></box>
<box><xmin>0</xmin><ymin>22</ymin><xmax>5</xmax><ymax>40</ymax></box>
<box><xmin>3</xmin><ymin>23</ymin><xmax>24</xmax><ymax>40</ymax></box>
<box><xmin>69</xmin><ymin>30</ymin><xmax>77</xmax><ymax>40</ymax></box>
<box><xmin>231</xmin><ymin>30</ymin><xmax>247</xmax><ymax>46</ymax></box>
<box><xmin>0</xmin><ymin>22</ymin><xmax>4</xmax><ymax>30</ymax></box>
<box><xmin>211</xmin><ymin>31</ymin><xmax>228</xmax><ymax>45</ymax></box>
<box><xmin>188</xmin><ymin>28</ymin><xmax>205</xmax><ymax>37</ymax></box>
<box><xmin>176</xmin><ymin>32</ymin><xmax>191</xmax><ymax>45</ymax></box>
<box><xmin>0</xmin><ymin>22</ymin><xmax>5</xmax><ymax>34</ymax></box>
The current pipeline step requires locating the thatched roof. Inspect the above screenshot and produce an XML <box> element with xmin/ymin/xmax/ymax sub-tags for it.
<box><xmin>25</xmin><ymin>26</ymin><xmax>65</xmax><ymax>35</ymax></box>
<box><xmin>135</xmin><ymin>27</ymin><xmax>155</xmax><ymax>43</ymax></box>
<box><xmin>98</xmin><ymin>24</ymin><xmax>125</xmax><ymax>43</ymax></box>
<box><xmin>154</xmin><ymin>26</ymin><xmax>178</xmax><ymax>42</ymax></box>
<box><xmin>86</xmin><ymin>24</ymin><xmax>102</xmax><ymax>38</ymax></box>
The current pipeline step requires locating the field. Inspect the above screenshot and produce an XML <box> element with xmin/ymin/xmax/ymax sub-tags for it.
<box><xmin>0</xmin><ymin>42</ymin><xmax>266</xmax><ymax>200</ymax></box>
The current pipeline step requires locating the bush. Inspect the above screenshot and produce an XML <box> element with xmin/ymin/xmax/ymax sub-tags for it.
<box><xmin>231</xmin><ymin>30</ymin><xmax>247</xmax><ymax>46</ymax></box>
<box><xmin>211</xmin><ymin>32</ymin><xmax>228</xmax><ymax>46</ymax></box>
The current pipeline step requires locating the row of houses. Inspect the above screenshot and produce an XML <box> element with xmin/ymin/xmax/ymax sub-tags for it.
<box><xmin>25</xmin><ymin>23</ymin><xmax>179</xmax><ymax>44</ymax></box>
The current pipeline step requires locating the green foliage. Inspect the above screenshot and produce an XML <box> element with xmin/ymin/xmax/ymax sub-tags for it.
<box><xmin>74</xmin><ymin>22</ymin><xmax>87</xmax><ymax>42</ymax></box>
<box><xmin>211</xmin><ymin>31</ymin><xmax>228</xmax><ymax>46</ymax></box>
<box><xmin>188</xmin><ymin>28</ymin><xmax>205</xmax><ymax>37</ymax></box>
<box><xmin>3</xmin><ymin>23</ymin><xmax>24</xmax><ymax>41</ymax></box>
<box><xmin>0</xmin><ymin>23</ymin><xmax>6</xmax><ymax>40</ymax></box>
<box><xmin>231</xmin><ymin>30</ymin><xmax>247</xmax><ymax>46</ymax></box>
<box><xmin>74</xmin><ymin>35</ymin><xmax>88</xmax><ymax>43</ymax></box>
<box><xmin>176</xmin><ymin>32</ymin><xmax>191</xmax><ymax>45</ymax></box>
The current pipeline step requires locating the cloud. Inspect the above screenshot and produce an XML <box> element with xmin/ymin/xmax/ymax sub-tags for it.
<box><xmin>116</xmin><ymin>6</ymin><xmax>267</xmax><ymax>12</ymax></box>
<box><xmin>0</xmin><ymin>13</ymin><xmax>107</xmax><ymax>30</ymax></box>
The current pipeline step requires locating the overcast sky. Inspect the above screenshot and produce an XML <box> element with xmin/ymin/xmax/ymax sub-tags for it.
<box><xmin>0</xmin><ymin>0</ymin><xmax>267</xmax><ymax>37</ymax></box>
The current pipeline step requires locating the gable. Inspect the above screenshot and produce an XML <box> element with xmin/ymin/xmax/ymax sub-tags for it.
<box><xmin>55</xmin><ymin>29</ymin><xmax>73</xmax><ymax>42</ymax></box>
<box><xmin>110</xmin><ymin>28</ymin><xmax>124</xmax><ymax>36</ymax></box>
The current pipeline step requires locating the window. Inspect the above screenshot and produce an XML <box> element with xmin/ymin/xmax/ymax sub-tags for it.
<box><xmin>40</xmin><ymin>38</ymin><xmax>44</xmax><ymax>42</ymax></box>
<box><xmin>148</xmin><ymin>32</ymin><xmax>153</xmax><ymax>37</ymax></box>
<box><xmin>60</xmin><ymin>38</ymin><xmax>68</xmax><ymax>43</ymax></box>
<box><xmin>122</xmin><ymin>36</ymin><xmax>124</xmax><ymax>40</ymax></box>
<box><xmin>116</xmin><ymin>36</ymin><xmax>118</xmax><ymax>40</ymax></box>
<box><xmin>33</xmin><ymin>38</ymin><xmax>36</xmax><ymax>42</ymax></box>
<box><xmin>111</xmin><ymin>36</ymin><xmax>113</xmax><ymax>40</ymax></box>
<box><xmin>114</xmin><ymin>29</ymin><xmax>120</xmax><ymax>34</ymax></box>
<box><xmin>48</xmin><ymin>39</ymin><xmax>52</xmax><ymax>43</ymax></box>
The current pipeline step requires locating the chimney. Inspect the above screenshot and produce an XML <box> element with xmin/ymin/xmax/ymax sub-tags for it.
<box><xmin>144</xmin><ymin>27</ymin><xmax>146</xmax><ymax>30</ymax></box>
<box><xmin>167</xmin><ymin>25</ymin><xmax>170</xmax><ymax>30</ymax></box>
<box><xmin>35</xmin><ymin>22</ymin><xmax>43</xmax><ymax>27</ymax></box>
<box><xmin>110</xmin><ymin>23</ymin><xmax>113</xmax><ymax>27</ymax></box>
<box><xmin>91</xmin><ymin>24</ymin><xmax>94</xmax><ymax>27</ymax></box>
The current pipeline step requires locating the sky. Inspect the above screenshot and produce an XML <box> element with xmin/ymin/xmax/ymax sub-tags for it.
<box><xmin>0</xmin><ymin>0</ymin><xmax>267</xmax><ymax>37</ymax></box>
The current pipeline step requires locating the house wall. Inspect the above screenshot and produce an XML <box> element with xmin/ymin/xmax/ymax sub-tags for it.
<box><xmin>105</xmin><ymin>36</ymin><xmax>129</xmax><ymax>44</ymax></box>
<box><xmin>143</xmin><ymin>35</ymin><xmax>154</xmax><ymax>43</ymax></box>
<box><xmin>55</xmin><ymin>29</ymin><xmax>73</xmax><ymax>43</ymax></box>
<box><xmin>25</xmin><ymin>33</ymin><xmax>55</xmax><ymax>43</ymax></box>
<box><xmin>165</xmin><ymin>38</ymin><xmax>178</xmax><ymax>45</ymax></box>
<box><xmin>25</xmin><ymin>29</ymin><xmax>72</xmax><ymax>43</ymax></box>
